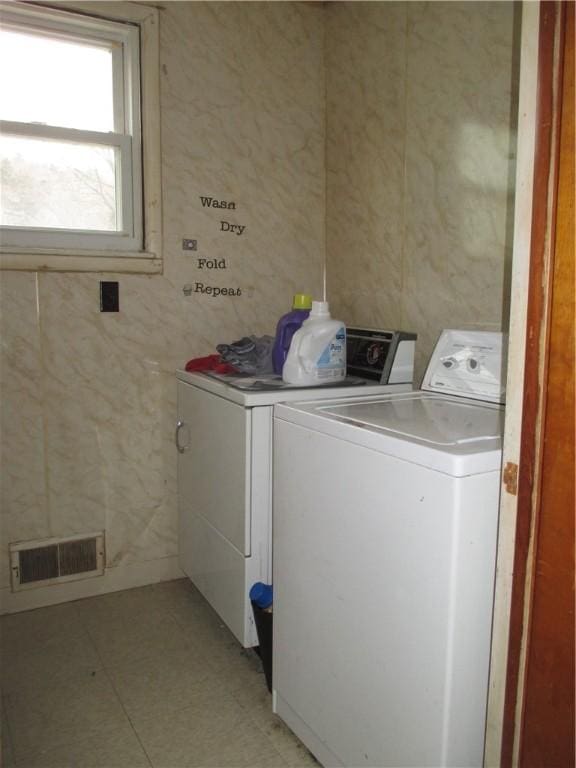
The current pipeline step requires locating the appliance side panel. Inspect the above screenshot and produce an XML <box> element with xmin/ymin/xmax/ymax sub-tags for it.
<box><xmin>177</xmin><ymin>381</ymin><xmax>195</xmax><ymax>578</ymax></box>
<box><xmin>177</xmin><ymin>382</ymin><xmax>250</xmax><ymax>554</ymax></box>
<box><xmin>183</xmin><ymin>511</ymin><xmax>255</xmax><ymax>646</ymax></box>
<box><xmin>273</xmin><ymin>419</ymin><xmax>458</xmax><ymax>767</ymax></box>
<box><xmin>177</xmin><ymin>380</ymin><xmax>258</xmax><ymax>646</ymax></box>
<box><xmin>250</xmin><ymin>405</ymin><xmax>273</xmax><ymax>584</ymax></box>
<box><xmin>443</xmin><ymin>471</ymin><xmax>501</xmax><ymax>766</ymax></box>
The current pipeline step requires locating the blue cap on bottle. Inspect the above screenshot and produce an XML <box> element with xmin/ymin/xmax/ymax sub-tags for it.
<box><xmin>249</xmin><ymin>582</ymin><xmax>273</xmax><ymax>609</ymax></box>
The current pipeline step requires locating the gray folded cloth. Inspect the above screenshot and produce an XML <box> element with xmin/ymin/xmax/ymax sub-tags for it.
<box><xmin>217</xmin><ymin>335</ymin><xmax>275</xmax><ymax>375</ymax></box>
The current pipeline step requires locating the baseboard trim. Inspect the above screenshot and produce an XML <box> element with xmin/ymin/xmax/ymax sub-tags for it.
<box><xmin>0</xmin><ymin>555</ymin><xmax>184</xmax><ymax>614</ymax></box>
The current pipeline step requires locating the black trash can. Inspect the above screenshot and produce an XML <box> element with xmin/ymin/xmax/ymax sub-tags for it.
<box><xmin>251</xmin><ymin>601</ymin><xmax>273</xmax><ymax>692</ymax></box>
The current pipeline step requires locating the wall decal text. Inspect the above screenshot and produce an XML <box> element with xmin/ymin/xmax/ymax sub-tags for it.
<box><xmin>197</xmin><ymin>258</ymin><xmax>227</xmax><ymax>270</ymax></box>
<box><xmin>220</xmin><ymin>220</ymin><xmax>245</xmax><ymax>236</ymax></box>
<box><xmin>199</xmin><ymin>196</ymin><xmax>236</xmax><ymax>210</ymax></box>
<box><xmin>194</xmin><ymin>282</ymin><xmax>241</xmax><ymax>297</ymax></box>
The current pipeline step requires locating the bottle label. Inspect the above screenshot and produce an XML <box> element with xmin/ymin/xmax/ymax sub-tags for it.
<box><xmin>316</xmin><ymin>327</ymin><xmax>346</xmax><ymax>372</ymax></box>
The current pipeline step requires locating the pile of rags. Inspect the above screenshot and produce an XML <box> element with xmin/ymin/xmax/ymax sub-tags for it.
<box><xmin>185</xmin><ymin>335</ymin><xmax>275</xmax><ymax>376</ymax></box>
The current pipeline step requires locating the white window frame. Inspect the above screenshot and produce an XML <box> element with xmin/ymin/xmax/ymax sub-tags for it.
<box><xmin>0</xmin><ymin>1</ymin><xmax>162</xmax><ymax>274</ymax></box>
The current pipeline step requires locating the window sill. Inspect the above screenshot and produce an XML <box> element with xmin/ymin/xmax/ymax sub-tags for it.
<box><xmin>1</xmin><ymin>2</ymin><xmax>162</xmax><ymax>278</ymax></box>
<box><xmin>0</xmin><ymin>249</ymin><xmax>163</xmax><ymax>274</ymax></box>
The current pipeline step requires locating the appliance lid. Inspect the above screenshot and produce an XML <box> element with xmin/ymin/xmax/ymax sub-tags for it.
<box><xmin>318</xmin><ymin>394</ymin><xmax>504</xmax><ymax>448</ymax></box>
<box><xmin>200</xmin><ymin>372</ymin><xmax>367</xmax><ymax>392</ymax></box>
<box><xmin>177</xmin><ymin>369</ymin><xmax>412</xmax><ymax>406</ymax></box>
<box><xmin>421</xmin><ymin>330</ymin><xmax>506</xmax><ymax>404</ymax></box>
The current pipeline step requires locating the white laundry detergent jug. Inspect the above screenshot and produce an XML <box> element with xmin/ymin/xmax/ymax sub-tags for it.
<box><xmin>282</xmin><ymin>301</ymin><xmax>346</xmax><ymax>386</ymax></box>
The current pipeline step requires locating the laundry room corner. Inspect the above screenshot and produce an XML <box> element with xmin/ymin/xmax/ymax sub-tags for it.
<box><xmin>325</xmin><ymin>1</ymin><xmax>520</xmax><ymax>382</ymax></box>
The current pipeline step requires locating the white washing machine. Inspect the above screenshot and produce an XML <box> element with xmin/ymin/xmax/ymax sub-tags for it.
<box><xmin>176</xmin><ymin>329</ymin><xmax>416</xmax><ymax>647</ymax></box>
<box><xmin>272</xmin><ymin>330</ymin><xmax>506</xmax><ymax>767</ymax></box>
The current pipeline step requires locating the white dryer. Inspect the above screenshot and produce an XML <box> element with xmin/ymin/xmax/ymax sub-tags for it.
<box><xmin>176</xmin><ymin>329</ymin><xmax>415</xmax><ymax>647</ymax></box>
<box><xmin>272</xmin><ymin>330</ymin><xmax>506</xmax><ymax>767</ymax></box>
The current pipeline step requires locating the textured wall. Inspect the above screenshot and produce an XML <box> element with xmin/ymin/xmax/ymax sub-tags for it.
<box><xmin>0</xmin><ymin>0</ymin><xmax>520</xmax><ymax>604</ymax></box>
<box><xmin>0</xmin><ymin>2</ymin><xmax>325</xmax><ymax>597</ymax></box>
<box><xmin>326</xmin><ymin>1</ymin><xmax>519</xmax><ymax>381</ymax></box>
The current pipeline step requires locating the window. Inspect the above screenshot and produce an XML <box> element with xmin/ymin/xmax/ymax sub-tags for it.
<box><xmin>0</xmin><ymin>2</ymin><xmax>161</xmax><ymax>272</ymax></box>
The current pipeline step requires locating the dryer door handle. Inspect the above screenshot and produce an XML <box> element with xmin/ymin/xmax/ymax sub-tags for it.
<box><xmin>175</xmin><ymin>420</ymin><xmax>190</xmax><ymax>453</ymax></box>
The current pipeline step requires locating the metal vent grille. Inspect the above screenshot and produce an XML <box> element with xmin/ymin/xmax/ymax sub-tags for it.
<box><xmin>10</xmin><ymin>533</ymin><xmax>105</xmax><ymax>591</ymax></box>
<box><xmin>19</xmin><ymin>545</ymin><xmax>59</xmax><ymax>584</ymax></box>
<box><xmin>59</xmin><ymin>538</ymin><xmax>98</xmax><ymax>577</ymax></box>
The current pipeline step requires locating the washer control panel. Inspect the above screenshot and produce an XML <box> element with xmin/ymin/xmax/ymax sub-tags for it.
<box><xmin>422</xmin><ymin>329</ymin><xmax>506</xmax><ymax>403</ymax></box>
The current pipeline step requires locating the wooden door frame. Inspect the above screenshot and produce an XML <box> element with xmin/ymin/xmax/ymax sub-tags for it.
<box><xmin>499</xmin><ymin>1</ymin><xmax>573</xmax><ymax>764</ymax></box>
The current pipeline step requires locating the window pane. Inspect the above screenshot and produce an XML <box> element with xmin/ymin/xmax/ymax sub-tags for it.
<box><xmin>0</xmin><ymin>135</ymin><xmax>118</xmax><ymax>231</ymax></box>
<box><xmin>0</xmin><ymin>29</ymin><xmax>114</xmax><ymax>132</ymax></box>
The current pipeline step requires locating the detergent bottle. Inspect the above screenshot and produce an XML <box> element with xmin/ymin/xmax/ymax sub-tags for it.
<box><xmin>272</xmin><ymin>293</ymin><xmax>312</xmax><ymax>375</ymax></box>
<box><xmin>282</xmin><ymin>301</ymin><xmax>346</xmax><ymax>386</ymax></box>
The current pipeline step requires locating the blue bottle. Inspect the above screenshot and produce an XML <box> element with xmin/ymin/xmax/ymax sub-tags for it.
<box><xmin>249</xmin><ymin>582</ymin><xmax>273</xmax><ymax>609</ymax></box>
<box><xmin>272</xmin><ymin>294</ymin><xmax>312</xmax><ymax>375</ymax></box>
<box><xmin>249</xmin><ymin>582</ymin><xmax>273</xmax><ymax>692</ymax></box>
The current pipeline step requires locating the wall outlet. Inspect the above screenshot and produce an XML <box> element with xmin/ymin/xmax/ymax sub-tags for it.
<box><xmin>100</xmin><ymin>281</ymin><xmax>119</xmax><ymax>312</ymax></box>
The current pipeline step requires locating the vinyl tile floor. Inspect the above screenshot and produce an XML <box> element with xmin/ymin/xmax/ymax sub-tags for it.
<box><xmin>0</xmin><ymin>579</ymin><xmax>319</xmax><ymax>768</ymax></box>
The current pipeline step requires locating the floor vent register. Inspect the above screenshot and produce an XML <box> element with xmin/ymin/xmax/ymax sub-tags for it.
<box><xmin>9</xmin><ymin>533</ymin><xmax>105</xmax><ymax>591</ymax></box>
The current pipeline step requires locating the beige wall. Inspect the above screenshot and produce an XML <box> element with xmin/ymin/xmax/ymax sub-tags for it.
<box><xmin>0</xmin><ymin>1</ymin><xmax>520</xmax><ymax>608</ymax></box>
<box><xmin>0</xmin><ymin>2</ymin><xmax>325</xmax><ymax>603</ymax></box>
<box><xmin>326</xmin><ymin>1</ymin><xmax>519</xmax><ymax>381</ymax></box>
